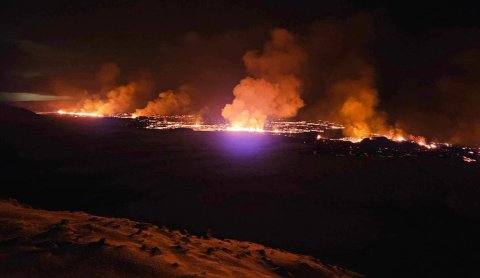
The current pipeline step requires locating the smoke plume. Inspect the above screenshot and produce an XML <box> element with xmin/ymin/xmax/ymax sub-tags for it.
<box><xmin>303</xmin><ymin>14</ymin><xmax>403</xmax><ymax>139</ymax></box>
<box><xmin>327</xmin><ymin>61</ymin><xmax>404</xmax><ymax>138</ymax></box>
<box><xmin>134</xmin><ymin>85</ymin><xmax>191</xmax><ymax>116</ymax></box>
<box><xmin>55</xmin><ymin>63</ymin><xmax>155</xmax><ymax>115</ymax></box>
<box><xmin>74</xmin><ymin>82</ymin><xmax>140</xmax><ymax>115</ymax></box>
<box><xmin>222</xmin><ymin>28</ymin><xmax>306</xmax><ymax>129</ymax></box>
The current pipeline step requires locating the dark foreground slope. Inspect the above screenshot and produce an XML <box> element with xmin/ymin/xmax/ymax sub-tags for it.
<box><xmin>1</xmin><ymin>105</ymin><xmax>480</xmax><ymax>277</ymax></box>
<box><xmin>0</xmin><ymin>199</ymin><xmax>360</xmax><ymax>278</ymax></box>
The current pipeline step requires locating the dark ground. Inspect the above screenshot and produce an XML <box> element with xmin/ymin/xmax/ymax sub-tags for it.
<box><xmin>1</xmin><ymin>105</ymin><xmax>480</xmax><ymax>277</ymax></box>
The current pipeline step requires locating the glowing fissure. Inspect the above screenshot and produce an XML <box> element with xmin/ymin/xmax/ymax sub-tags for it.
<box><xmin>52</xmin><ymin>25</ymin><xmax>475</xmax><ymax>148</ymax></box>
<box><xmin>57</xmin><ymin>109</ymin><xmax>103</xmax><ymax>117</ymax></box>
<box><xmin>52</xmin><ymin>111</ymin><xmax>478</xmax><ymax>161</ymax></box>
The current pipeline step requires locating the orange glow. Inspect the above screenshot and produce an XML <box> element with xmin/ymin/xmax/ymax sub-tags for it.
<box><xmin>134</xmin><ymin>89</ymin><xmax>191</xmax><ymax>117</ymax></box>
<box><xmin>52</xmin><ymin>111</ymin><xmax>457</xmax><ymax>154</ymax></box>
<box><xmin>57</xmin><ymin>110</ymin><xmax>103</xmax><ymax>117</ymax></box>
<box><xmin>226</xmin><ymin>126</ymin><xmax>265</xmax><ymax>133</ymax></box>
<box><xmin>57</xmin><ymin>82</ymin><xmax>140</xmax><ymax>117</ymax></box>
<box><xmin>410</xmin><ymin>135</ymin><xmax>438</xmax><ymax>149</ymax></box>
<box><xmin>222</xmin><ymin>28</ymin><xmax>306</xmax><ymax>130</ymax></box>
<box><xmin>392</xmin><ymin>135</ymin><xmax>406</xmax><ymax>142</ymax></box>
<box><xmin>55</xmin><ymin>107</ymin><xmax>444</xmax><ymax>150</ymax></box>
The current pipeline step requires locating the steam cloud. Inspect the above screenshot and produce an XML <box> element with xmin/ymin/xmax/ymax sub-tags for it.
<box><xmin>222</xmin><ymin>28</ymin><xmax>306</xmax><ymax>129</ymax></box>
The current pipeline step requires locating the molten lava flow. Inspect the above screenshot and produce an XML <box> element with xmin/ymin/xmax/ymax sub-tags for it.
<box><xmin>54</xmin><ymin>109</ymin><xmax>456</xmax><ymax>153</ymax></box>
<box><xmin>57</xmin><ymin>110</ymin><xmax>102</xmax><ymax>117</ymax></box>
<box><xmin>411</xmin><ymin>136</ymin><xmax>437</xmax><ymax>149</ymax></box>
<box><xmin>392</xmin><ymin>135</ymin><xmax>406</xmax><ymax>142</ymax></box>
<box><xmin>226</xmin><ymin>126</ymin><xmax>265</xmax><ymax>133</ymax></box>
<box><xmin>222</xmin><ymin>28</ymin><xmax>306</xmax><ymax>130</ymax></box>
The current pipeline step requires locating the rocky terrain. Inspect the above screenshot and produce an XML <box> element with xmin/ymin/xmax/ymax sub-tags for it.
<box><xmin>0</xmin><ymin>199</ymin><xmax>360</xmax><ymax>278</ymax></box>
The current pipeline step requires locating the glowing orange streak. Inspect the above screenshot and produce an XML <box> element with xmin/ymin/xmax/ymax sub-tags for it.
<box><xmin>226</xmin><ymin>126</ymin><xmax>265</xmax><ymax>133</ymax></box>
<box><xmin>57</xmin><ymin>110</ymin><xmax>103</xmax><ymax>117</ymax></box>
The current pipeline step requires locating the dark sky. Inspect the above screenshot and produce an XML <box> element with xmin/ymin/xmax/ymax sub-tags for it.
<box><xmin>1</xmin><ymin>0</ymin><xmax>480</xmax><ymax>144</ymax></box>
<box><xmin>1</xmin><ymin>0</ymin><xmax>478</xmax><ymax>83</ymax></box>
<box><xmin>2</xmin><ymin>1</ymin><xmax>479</xmax><ymax>37</ymax></box>
<box><xmin>1</xmin><ymin>0</ymin><xmax>479</xmax><ymax>90</ymax></box>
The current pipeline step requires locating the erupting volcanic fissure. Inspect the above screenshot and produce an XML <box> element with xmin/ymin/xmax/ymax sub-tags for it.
<box><xmin>221</xmin><ymin>28</ymin><xmax>306</xmax><ymax>131</ymax></box>
<box><xmin>52</xmin><ymin>24</ymin><xmax>474</xmax><ymax>149</ymax></box>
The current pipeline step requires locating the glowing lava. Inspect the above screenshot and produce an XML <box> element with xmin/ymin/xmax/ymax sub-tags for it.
<box><xmin>57</xmin><ymin>110</ymin><xmax>103</xmax><ymax>117</ymax></box>
<box><xmin>52</xmin><ymin>111</ymin><xmax>450</xmax><ymax>152</ymax></box>
<box><xmin>226</xmin><ymin>126</ymin><xmax>265</xmax><ymax>133</ymax></box>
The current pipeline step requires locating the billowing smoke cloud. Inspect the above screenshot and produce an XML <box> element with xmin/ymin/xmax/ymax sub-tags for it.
<box><xmin>60</xmin><ymin>63</ymin><xmax>154</xmax><ymax>115</ymax></box>
<box><xmin>330</xmin><ymin>66</ymin><xmax>385</xmax><ymax>137</ymax></box>
<box><xmin>74</xmin><ymin>82</ymin><xmax>139</xmax><ymax>115</ymax></box>
<box><xmin>134</xmin><ymin>85</ymin><xmax>191</xmax><ymax>116</ymax></box>
<box><xmin>325</xmin><ymin>60</ymin><xmax>404</xmax><ymax>139</ymax></box>
<box><xmin>302</xmin><ymin>14</ymin><xmax>403</xmax><ymax>139</ymax></box>
<box><xmin>222</xmin><ymin>28</ymin><xmax>306</xmax><ymax>129</ymax></box>
<box><xmin>143</xmin><ymin>28</ymin><xmax>266</xmax><ymax>119</ymax></box>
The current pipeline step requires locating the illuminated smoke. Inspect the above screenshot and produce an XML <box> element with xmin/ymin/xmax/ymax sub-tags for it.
<box><xmin>334</xmin><ymin>70</ymin><xmax>380</xmax><ymax>138</ymax></box>
<box><xmin>58</xmin><ymin>63</ymin><xmax>154</xmax><ymax>115</ymax></box>
<box><xmin>134</xmin><ymin>86</ymin><xmax>191</xmax><ymax>116</ymax></box>
<box><xmin>222</xmin><ymin>28</ymin><xmax>306</xmax><ymax>129</ymax></box>
<box><xmin>329</xmin><ymin>65</ymin><xmax>403</xmax><ymax>138</ymax></box>
<box><xmin>304</xmin><ymin>14</ymin><xmax>403</xmax><ymax>140</ymax></box>
<box><xmin>74</xmin><ymin>82</ymin><xmax>140</xmax><ymax>115</ymax></box>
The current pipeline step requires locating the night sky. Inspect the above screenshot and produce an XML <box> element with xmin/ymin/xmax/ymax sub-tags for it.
<box><xmin>2</xmin><ymin>0</ymin><xmax>480</xmax><ymax>144</ymax></box>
